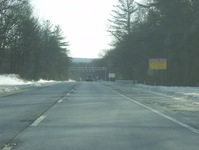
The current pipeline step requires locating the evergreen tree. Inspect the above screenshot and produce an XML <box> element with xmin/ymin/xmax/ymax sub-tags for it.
<box><xmin>108</xmin><ymin>0</ymin><xmax>137</xmax><ymax>41</ymax></box>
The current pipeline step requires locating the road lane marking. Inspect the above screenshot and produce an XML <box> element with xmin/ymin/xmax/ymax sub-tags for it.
<box><xmin>64</xmin><ymin>84</ymin><xmax>79</xmax><ymax>96</ymax></box>
<box><xmin>1</xmin><ymin>143</ymin><xmax>17</xmax><ymax>150</ymax></box>
<box><xmin>1</xmin><ymin>146</ymin><xmax>13</xmax><ymax>150</ymax></box>
<box><xmin>31</xmin><ymin>116</ymin><xmax>46</xmax><ymax>127</ymax></box>
<box><xmin>112</xmin><ymin>89</ymin><xmax>199</xmax><ymax>135</ymax></box>
<box><xmin>1</xmin><ymin>145</ymin><xmax>13</xmax><ymax>150</ymax></box>
<box><xmin>57</xmin><ymin>99</ymin><xmax>63</xmax><ymax>103</ymax></box>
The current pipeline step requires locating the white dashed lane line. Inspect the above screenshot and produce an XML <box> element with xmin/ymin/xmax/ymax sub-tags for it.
<box><xmin>57</xmin><ymin>99</ymin><xmax>63</xmax><ymax>103</ymax></box>
<box><xmin>31</xmin><ymin>116</ymin><xmax>46</xmax><ymax>127</ymax></box>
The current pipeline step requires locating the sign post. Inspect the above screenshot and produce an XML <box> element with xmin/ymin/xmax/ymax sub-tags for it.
<box><xmin>108</xmin><ymin>73</ymin><xmax>116</xmax><ymax>81</ymax></box>
<box><xmin>148</xmin><ymin>58</ymin><xmax>167</xmax><ymax>85</ymax></box>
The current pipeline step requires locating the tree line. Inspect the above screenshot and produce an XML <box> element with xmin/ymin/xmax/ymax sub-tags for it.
<box><xmin>0</xmin><ymin>0</ymin><xmax>70</xmax><ymax>80</ymax></box>
<box><xmin>97</xmin><ymin>0</ymin><xmax>199</xmax><ymax>86</ymax></box>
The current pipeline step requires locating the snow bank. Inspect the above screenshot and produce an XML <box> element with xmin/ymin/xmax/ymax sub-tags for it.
<box><xmin>114</xmin><ymin>80</ymin><xmax>199</xmax><ymax>102</ymax></box>
<box><xmin>136</xmin><ymin>84</ymin><xmax>199</xmax><ymax>102</ymax></box>
<box><xmin>0</xmin><ymin>74</ymin><xmax>57</xmax><ymax>95</ymax></box>
<box><xmin>0</xmin><ymin>74</ymin><xmax>26</xmax><ymax>85</ymax></box>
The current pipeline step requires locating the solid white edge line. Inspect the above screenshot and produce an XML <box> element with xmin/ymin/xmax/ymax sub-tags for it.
<box><xmin>31</xmin><ymin>116</ymin><xmax>46</xmax><ymax>127</ymax></box>
<box><xmin>112</xmin><ymin>89</ymin><xmax>199</xmax><ymax>135</ymax></box>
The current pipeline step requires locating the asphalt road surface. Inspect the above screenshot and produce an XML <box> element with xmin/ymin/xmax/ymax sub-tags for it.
<box><xmin>0</xmin><ymin>82</ymin><xmax>199</xmax><ymax>150</ymax></box>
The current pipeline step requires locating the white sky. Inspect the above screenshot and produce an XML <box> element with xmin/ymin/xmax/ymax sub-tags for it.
<box><xmin>30</xmin><ymin>0</ymin><xmax>142</xmax><ymax>58</ymax></box>
<box><xmin>30</xmin><ymin>0</ymin><xmax>118</xmax><ymax>58</ymax></box>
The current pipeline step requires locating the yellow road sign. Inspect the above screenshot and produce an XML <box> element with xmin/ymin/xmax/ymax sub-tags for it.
<box><xmin>149</xmin><ymin>58</ymin><xmax>167</xmax><ymax>70</ymax></box>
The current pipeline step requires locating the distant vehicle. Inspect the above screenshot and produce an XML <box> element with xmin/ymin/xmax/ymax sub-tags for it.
<box><xmin>86</xmin><ymin>74</ymin><xmax>93</xmax><ymax>82</ymax></box>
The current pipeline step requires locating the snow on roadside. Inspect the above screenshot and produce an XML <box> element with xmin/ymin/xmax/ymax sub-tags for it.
<box><xmin>136</xmin><ymin>84</ymin><xmax>199</xmax><ymax>102</ymax></box>
<box><xmin>114</xmin><ymin>80</ymin><xmax>199</xmax><ymax>102</ymax></box>
<box><xmin>0</xmin><ymin>74</ymin><xmax>58</xmax><ymax>95</ymax></box>
<box><xmin>136</xmin><ymin>84</ymin><xmax>199</xmax><ymax>101</ymax></box>
<box><xmin>111</xmin><ymin>81</ymin><xmax>199</xmax><ymax>113</ymax></box>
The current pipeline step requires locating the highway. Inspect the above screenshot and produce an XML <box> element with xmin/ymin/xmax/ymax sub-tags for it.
<box><xmin>0</xmin><ymin>82</ymin><xmax>199</xmax><ymax>150</ymax></box>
